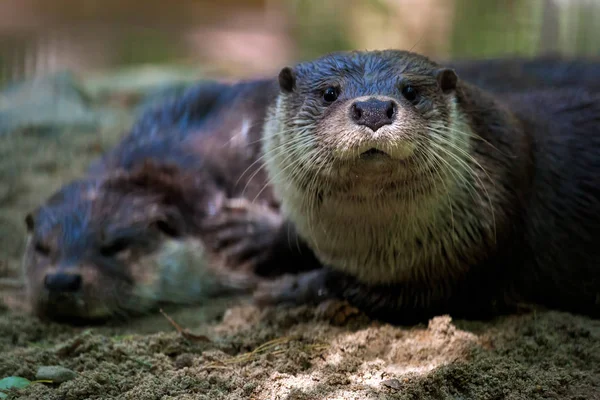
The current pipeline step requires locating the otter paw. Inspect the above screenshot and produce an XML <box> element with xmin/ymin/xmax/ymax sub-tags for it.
<box><xmin>202</xmin><ymin>198</ymin><xmax>283</xmax><ymax>266</ymax></box>
<box><xmin>253</xmin><ymin>269</ymin><xmax>332</xmax><ymax>307</ymax></box>
<box><xmin>315</xmin><ymin>299</ymin><xmax>364</xmax><ymax>326</ymax></box>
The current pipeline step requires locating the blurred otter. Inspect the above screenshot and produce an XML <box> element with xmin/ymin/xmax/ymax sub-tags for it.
<box><xmin>22</xmin><ymin>79</ymin><xmax>318</xmax><ymax>321</ymax></box>
<box><xmin>24</xmin><ymin>162</ymin><xmax>227</xmax><ymax>320</ymax></box>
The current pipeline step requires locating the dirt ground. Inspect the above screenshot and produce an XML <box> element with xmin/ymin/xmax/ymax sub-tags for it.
<box><xmin>0</xmin><ymin>78</ymin><xmax>599</xmax><ymax>400</ymax></box>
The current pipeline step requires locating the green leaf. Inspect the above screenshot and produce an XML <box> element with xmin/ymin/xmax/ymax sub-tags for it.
<box><xmin>0</xmin><ymin>377</ymin><xmax>50</xmax><ymax>398</ymax></box>
<box><xmin>0</xmin><ymin>376</ymin><xmax>32</xmax><ymax>396</ymax></box>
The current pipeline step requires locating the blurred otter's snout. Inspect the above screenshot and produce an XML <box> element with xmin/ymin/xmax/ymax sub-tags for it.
<box><xmin>44</xmin><ymin>272</ymin><xmax>82</xmax><ymax>292</ymax></box>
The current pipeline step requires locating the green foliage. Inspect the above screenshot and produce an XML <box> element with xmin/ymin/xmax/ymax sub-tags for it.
<box><xmin>0</xmin><ymin>376</ymin><xmax>32</xmax><ymax>398</ymax></box>
<box><xmin>450</xmin><ymin>0</ymin><xmax>541</xmax><ymax>58</ymax></box>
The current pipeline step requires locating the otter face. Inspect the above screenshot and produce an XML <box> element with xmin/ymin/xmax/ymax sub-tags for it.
<box><xmin>266</xmin><ymin>50</ymin><xmax>461</xmax><ymax>192</ymax></box>
<box><xmin>263</xmin><ymin>50</ymin><xmax>493</xmax><ymax>285</ymax></box>
<box><xmin>23</xmin><ymin>164</ymin><xmax>226</xmax><ymax>321</ymax></box>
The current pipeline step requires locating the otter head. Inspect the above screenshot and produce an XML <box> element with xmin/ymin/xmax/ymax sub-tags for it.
<box><xmin>267</xmin><ymin>50</ymin><xmax>460</xmax><ymax>186</ymax></box>
<box><xmin>23</xmin><ymin>162</ymin><xmax>226</xmax><ymax>322</ymax></box>
<box><xmin>264</xmin><ymin>50</ymin><xmax>496</xmax><ymax>285</ymax></box>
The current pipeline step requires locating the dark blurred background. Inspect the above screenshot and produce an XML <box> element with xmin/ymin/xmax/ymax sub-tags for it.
<box><xmin>1</xmin><ymin>0</ymin><xmax>599</xmax><ymax>84</ymax></box>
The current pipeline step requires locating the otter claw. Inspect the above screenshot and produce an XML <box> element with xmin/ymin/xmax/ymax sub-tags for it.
<box><xmin>315</xmin><ymin>299</ymin><xmax>365</xmax><ymax>326</ymax></box>
<box><xmin>202</xmin><ymin>198</ymin><xmax>283</xmax><ymax>266</ymax></box>
<box><xmin>222</xmin><ymin>198</ymin><xmax>257</xmax><ymax>211</ymax></box>
<box><xmin>253</xmin><ymin>269</ymin><xmax>332</xmax><ymax>307</ymax></box>
<box><xmin>215</xmin><ymin>226</ymin><xmax>256</xmax><ymax>245</ymax></box>
<box><xmin>221</xmin><ymin>239</ymin><xmax>267</xmax><ymax>263</ymax></box>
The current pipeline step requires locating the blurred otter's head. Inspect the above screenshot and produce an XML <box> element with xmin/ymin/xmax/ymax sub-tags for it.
<box><xmin>22</xmin><ymin>162</ymin><xmax>238</xmax><ymax>322</ymax></box>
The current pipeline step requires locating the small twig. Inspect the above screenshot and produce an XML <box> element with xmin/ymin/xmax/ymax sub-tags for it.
<box><xmin>202</xmin><ymin>336</ymin><xmax>330</xmax><ymax>370</ymax></box>
<box><xmin>203</xmin><ymin>364</ymin><xmax>233</xmax><ymax>371</ymax></box>
<box><xmin>159</xmin><ymin>308</ymin><xmax>211</xmax><ymax>342</ymax></box>
<box><xmin>202</xmin><ymin>336</ymin><xmax>294</xmax><ymax>369</ymax></box>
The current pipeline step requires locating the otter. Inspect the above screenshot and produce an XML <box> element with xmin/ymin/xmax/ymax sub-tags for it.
<box><xmin>24</xmin><ymin>53</ymin><xmax>600</xmax><ymax>322</ymax></box>
<box><xmin>205</xmin><ymin>50</ymin><xmax>600</xmax><ymax>323</ymax></box>
<box><xmin>23</xmin><ymin>79</ymin><xmax>319</xmax><ymax>322</ymax></box>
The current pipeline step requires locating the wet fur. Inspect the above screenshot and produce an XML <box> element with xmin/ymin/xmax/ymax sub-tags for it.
<box><xmin>445</xmin><ymin>55</ymin><xmax>600</xmax><ymax>94</ymax></box>
<box><xmin>262</xmin><ymin>50</ymin><xmax>600</xmax><ymax>323</ymax></box>
<box><xmin>25</xmin><ymin>53</ymin><xmax>600</xmax><ymax>322</ymax></box>
<box><xmin>24</xmin><ymin>79</ymin><xmax>287</xmax><ymax>320</ymax></box>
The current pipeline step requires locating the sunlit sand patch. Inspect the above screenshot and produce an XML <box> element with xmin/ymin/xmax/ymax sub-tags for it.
<box><xmin>253</xmin><ymin>315</ymin><xmax>481</xmax><ymax>397</ymax></box>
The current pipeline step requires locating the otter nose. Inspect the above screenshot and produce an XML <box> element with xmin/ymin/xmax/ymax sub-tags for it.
<box><xmin>351</xmin><ymin>99</ymin><xmax>396</xmax><ymax>131</ymax></box>
<box><xmin>44</xmin><ymin>272</ymin><xmax>82</xmax><ymax>292</ymax></box>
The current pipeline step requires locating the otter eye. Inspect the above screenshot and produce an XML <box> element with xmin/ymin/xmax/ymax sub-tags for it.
<box><xmin>34</xmin><ymin>242</ymin><xmax>50</xmax><ymax>256</ymax></box>
<box><xmin>100</xmin><ymin>238</ymin><xmax>131</xmax><ymax>257</ymax></box>
<box><xmin>154</xmin><ymin>220</ymin><xmax>180</xmax><ymax>238</ymax></box>
<box><xmin>323</xmin><ymin>87</ymin><xmax>338</xmax><ymax>103</ymax></box>
<box><xmin>401</xmin><ymin>85</ymin><xmax>419</xmax><ymax>104</ymax></box>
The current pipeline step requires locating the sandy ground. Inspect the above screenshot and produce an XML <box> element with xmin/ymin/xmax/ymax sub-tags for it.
<box><xmin>0</xmin><ymin>81</ymin><xmax>599</xmax><ymax>400</ymax></box>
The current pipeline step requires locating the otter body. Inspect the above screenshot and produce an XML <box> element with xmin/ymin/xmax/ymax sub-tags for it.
<box><xmin>446</xmin><ymin>55</ymin><xmax>600</xmax><ymax>93</ymax></box>
<box><xmin>254</xmin><ymin>51</ymin><xmax>600</xmax><ymax>322</ymax></box>
<box><xmin>24</xmin><ymin>53</ymin><xmax>600</xmax><ymax>322</ymax></box>
<box><xmin>23</xmin><ymin>79</ymin><xmax>295</xmax><ymax>321</ymax></box>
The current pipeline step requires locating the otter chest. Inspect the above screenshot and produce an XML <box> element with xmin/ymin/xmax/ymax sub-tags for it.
<box><xmin>290</xmin><ymin>193</ymin><xmax>465</xmax><ymax>285</ymax></box>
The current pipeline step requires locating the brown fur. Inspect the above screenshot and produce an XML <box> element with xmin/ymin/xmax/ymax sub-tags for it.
<box><xmin>24</xmin><ymin>53</ymin><xmax>600</xmax><ymax>323</ymax></box>
<box><xmin>22</xmin><ymin>80</ymin><xmax>285</xmax><ymax>321</ymax></box>
<box><xmin>257</xmin><ymin>50</ymin><xmax>600</xmax><ymax>323</ymax></box>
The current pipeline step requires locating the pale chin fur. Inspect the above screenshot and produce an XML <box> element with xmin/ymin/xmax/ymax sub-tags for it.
<box><xmin>264</xmin><ymin>95</ymin><xmax>496</xmax><ymax>286</ymax></box>
<box><xmin>131</xmin><ymin>237</ymin><xmax>249</xmax><ymax>307</ymax></box>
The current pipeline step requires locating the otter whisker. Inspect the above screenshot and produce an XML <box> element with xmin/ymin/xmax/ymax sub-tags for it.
<box><xmin>438</xmin><ymin>124</ymin><xmax>509</xmax><ymax>157</ymax></box>
<box><xmin>429</xmin><ymin>125</ymin><xmax>500</xmax><ymax>186</ymax></box>
<box><xmin>420</xmin><ymin>146</ymin><xmax>456</xmax><ymax>244</ymax></box>
<box><xmin>427</xmin><ymin>149</ymin><xmax>483</xmax><ymax>212</ymax></box>
<box><xmin>427</xmin><ymin>124</ymin><xmax>493</xmax><ymax>182</ymax></box>
<box><xmin>241</xmin><ymin>133</ymin><xmax>317</xmax><ymax>196</ymax></box>
<box><xmin>283</xmin><ymin>141</ymin><xmax>331</xmax><ymax>244</ymax></box>
<box><xmin>303</xmin><ymin>148</ymin><xmax>333</xmax><ymax>248</ymax></box>
<box><xmin>428</xmin><ymin>138</ymin><xmax>497</xmax><ymax>243</ymax></box>
<box><xmin>425</xmin><ymin>139</ymin><xmax>486</xmax><ymax>205</ymax></box>
<box><xmin>235</xmin><ymin>124</ymin><xmax>315</xmax><ymax>187</ymax></box>
<box><xmin>238</xmin><ymin>127</ymin><xmax>315</xmax><ymax>184</ymax></box>
<box><xmin>428</xmin><ymin>125</ymin><xmax>494</xmax><ymax>182</ymax></box>
<box><xmin>292</xmin><ymin>143</ymin><xmax>332</xmax><ymax>199</ymax></box>
<box><xmin>417</xmin><ymin>133</ymin><xmax>484</xmax><ymax>211</ymax></box>
<box><xmin>252</xmin><ymin>134</ymin><xmax>320</xmax><ymax>204</ymax></box>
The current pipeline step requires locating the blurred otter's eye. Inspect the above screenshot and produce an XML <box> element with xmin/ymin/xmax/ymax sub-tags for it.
<box><xmin>323</xmin><ymin>87</ymin><xmax>339</xmax><ymax>103</ymax></box>
<box><xmin>34</xmin><ymin>242</ymin><xmax>50</xmax><ymax>256</ymax></box>
<box><xmin>100</xmin><ymin>238</ymin><xmax>131</xmax><ymax>257</ymax></box>
<box><xmin>154</xmin><ymin>220</ymin><xmax>180</xmax><ymax>238</ymax></box>
<box><xmin>401</xmin><ymin>85</ymin><xmax>419</xmax><ymax>104</ymax></box>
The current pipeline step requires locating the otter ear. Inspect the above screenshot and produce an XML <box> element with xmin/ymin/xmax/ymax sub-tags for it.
<box><xmin>106</xmin><ymin>161</ymin><xmax>191</xmax><ymax>210</ymax></box>
<box><xmin>106</xmin><ymin>161</ymin><xmax>210</xmax><ymax>232</ymax></box>
<box><xmin>25</xmin><ymin>213</ymin><xmax>35</xmax><ymax>233</ymax></box>
<box><xmin>436</xmin><ymin>68</ymin><xmax>458</xmax><ymax>94</ymax></box>
<box><xmin>278</xmin><ymin>67</ymin><xmax>296</xmax><ymax>93</ymax></box>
